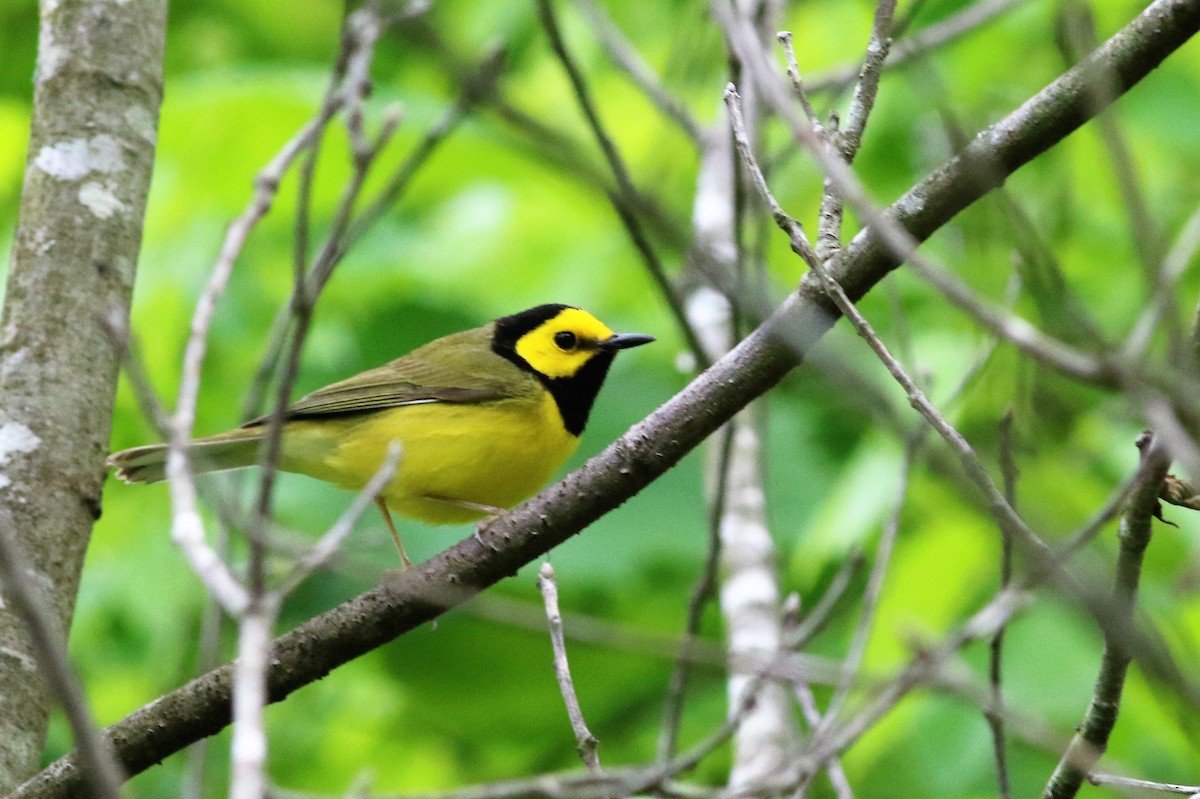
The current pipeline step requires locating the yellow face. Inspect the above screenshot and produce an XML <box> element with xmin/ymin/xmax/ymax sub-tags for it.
<box><xmin>513</xmin><ymin>307</ymin><xmax>617</xmax><ymax>380</ymax></box>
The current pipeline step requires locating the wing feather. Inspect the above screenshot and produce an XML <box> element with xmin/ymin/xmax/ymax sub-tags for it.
<box><xmin>243</xmin><ymin>325</ymin><xmax>533</xmax><ymax>425</ymax></box>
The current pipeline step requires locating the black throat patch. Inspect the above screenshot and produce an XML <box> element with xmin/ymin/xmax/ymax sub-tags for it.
<box><xmin>491</xmin><ymin>304</ymin><xmax>615</xmax><ymax>437</ymax></box>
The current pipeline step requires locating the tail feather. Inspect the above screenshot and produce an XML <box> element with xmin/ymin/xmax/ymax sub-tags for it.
<box><xmin>107</xmin><ymin>430</ymin><xmax>264</xmax><ymax>484</ymax></box>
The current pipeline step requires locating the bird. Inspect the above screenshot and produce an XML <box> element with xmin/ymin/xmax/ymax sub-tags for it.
<box><xmin>107</xmin><ymin>304</ymin><xmax>654</xmax><ymax>565</ymax></box>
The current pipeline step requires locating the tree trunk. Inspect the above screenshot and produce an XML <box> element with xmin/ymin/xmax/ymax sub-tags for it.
<box><xmin>0</xmin><ymin>0</ymin><xmax>166</xmax><ymax>788</ymax></box>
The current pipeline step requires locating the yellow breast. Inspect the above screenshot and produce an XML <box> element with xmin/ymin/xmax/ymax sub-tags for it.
<box><xmin>279</xmin><ymin>391</ymin><xmax>579</xmax><ymax>524</ymax></box>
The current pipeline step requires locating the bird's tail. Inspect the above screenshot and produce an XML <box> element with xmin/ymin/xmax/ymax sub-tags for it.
<box><xmin>107</xmin><ymin>429</ymin><xmax>264</xmax><ymax>484</ymax></box>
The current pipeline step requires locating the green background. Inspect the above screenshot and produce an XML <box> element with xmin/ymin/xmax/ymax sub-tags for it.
<box><xmin>3</xmin><ymin>0</ymin><xmax>1200</xmax><ymax>796</ymax></box>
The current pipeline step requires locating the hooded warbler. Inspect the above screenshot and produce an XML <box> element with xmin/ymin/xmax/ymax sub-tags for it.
<box><xmin>107</xmin><ymin>304</ymin><xmax>653</xmax><ymax>564</ymax></box>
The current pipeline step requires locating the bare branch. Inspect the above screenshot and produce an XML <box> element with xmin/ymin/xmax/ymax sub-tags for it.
<box><xmin>1087</xmin><ymin>772</ymin><xmax>1200</xmax><ymax>795</ymax></box>
<box><xmin>243</xmin><ymin>47</ymin><xmax>499</xmax><ymax>421</ymax></box>
<box><xmin>775</xmin><ymin>31</ymin><xmax>819</xmax><ymax>125</ymax></box>
<box><xmin>230</xmin><ymin>598</ymin><xmax>279</xmax><ymax>799</ymax></box>
<box><xmin>250</xmin><ymin>5</ymin><xmax>397</xmax><ymax>600</ymax></box>
<box><xmin>782</xmin><ymin>551</ymin><xmax>865</xmax><ymax>650</ymax></box>
<box><xmin>816</xmin><ymin>434</ymin><xmax>920</xmax><ymax>731</ymax></box>
<box><xmin>0</xmin><ymin>529</ymin><xmax>124</xmax><ymax>799</ymax></box>
<box><xmin>570</xmin><ymin>0</ymin><xmax>703</xmax><ymax>143</ymax></box>
<box><xmin>277</xmin><ymin>444</ymin><xmax>402</xmax><ymax>596</ymax></box>
<box><xmin>800</xmin><ymin>587</ymin><xmax>1033</xmax><ymax>778</ymax></box>
<box><xmin>166</xmin><ymin>104</ymin><xmax>343</xmax><ymax>616</ymax></box>
<box><xmin>1126</xmin><ymin>201</ymin><xmax>1200</xmax><ymax>364</ymax></box>
<box><xmin>538</xmin><ymin>565</ymin><xmax>602</xmax><ymax>773</ymax></box>
<box><xmin>782</xmin><ymin>596</ymin><xmax>854</xmax><ymax>798</ymax></box>
<box><xmin>988</xmin><ymin>410</ymin><xmax>1018</xmax><ymax>799</ymax></box>
<box><xmin>840</xmin><ymin>0</ymin><xmax>897</xmax><ymax>161</ymax></box>
<box><xmin>790</xmin><ymin>680</ymin><xmax>854</xmax><ymax>799</ymax></box>
<box><xmin>535</xmin><ymin>0</ymin><xmax>709</xmax><ymax>368</ymax></box>
<box><xmin>1043</xmin><ymin>438</ymin><xmax>1173</xmax><ymax>798</ymax></box>
<box><xmin>723</xmin><ymin>85</ymin><xmax>818</xmax><ymax>269</ymax></box>
<box><xmin>804</xmin><ymin>0</ymin><xmax>1031</xmax><ymax>95</ymax></box>
<box><xmin>657</xmin><ymin>423</ymin><xmax>732</xmax><ymax>763</ymax></box>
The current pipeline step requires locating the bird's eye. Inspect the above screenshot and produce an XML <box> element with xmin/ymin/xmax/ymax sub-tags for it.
<box><xmin>554</xmin><ymin>331</ymin><xmax>578</xmax><ymax>351</ymax></box>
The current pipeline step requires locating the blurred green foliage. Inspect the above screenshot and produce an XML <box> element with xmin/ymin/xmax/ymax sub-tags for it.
<box><xmin>3</xmin><ymin>0</ymin><xmax>1200</xmax><ymax>796</ymax></box>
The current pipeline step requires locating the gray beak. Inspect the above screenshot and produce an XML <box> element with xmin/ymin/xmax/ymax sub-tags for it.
<box><xmin>599</xmin><ymin>332</ymin><xmax>656</xmax><ymax>351</ymax></box>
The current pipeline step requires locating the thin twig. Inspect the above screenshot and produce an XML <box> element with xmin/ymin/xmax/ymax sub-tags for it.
<box><xmin>1087</xmin><ymin>772</ymin><xmax>1200</xmax><ymax>795</ymax></box>
<box><xmin>167</xmin><ymin>104</ymin><xmax>342</xmax><ymax>616</ymax></box>
<box><xmin>791</xmin><ymin>681</ymin><xmax>854</xmax><ymax>799</ymax></box>
<box><xmin>1043</xmin><ymin>437</ymin><xmax>1173</xmax><ymax>799</ymax></box>
<box><xmin>657</xmin><ymin>422</ymin><xmax>733</xmax><ymax>763</ymax></box>
<box><xmin>1125</xmin><ymin>201</ymin><xmax>1200</xmax><ymax>364</ymax></box>
<box><xmin>783</xmin><ymin>596</ymin><xmax>854</xmax><ymax>799</ymax></box>
<box><xmin>243</xmin><ymin>46</ymin><xmax>501</xmax><ymax>421</ymax></box>
<box><xmin>817</xmin><ymin>432</ymin><xmax>920</xmax><ymax>732</ymax></box>
<box><xmin>724</xmin><ymin>85</ymin><xmax>818</xmax><ymax>269</ymax></box>
<box><xmin>404</xmin><ymin>20</ymin><xmax>690</xmax><ymax>247</ymax></box>
<box><xmin>775</xmin><ymin>32</ymin><xmax>819</xmax><ymax>125</ymax></box>
<box><xmin>796</xmin><ymin>429</ymin><xmax>921</xmax><ymax>799</ymax></box>
<box><xmin>250</xmin><ymin>6</ymin><xmax>396</xmax><ymax>590</ymax></box>
<box><xmin>989</xmin><ymin>410</ymin><xmax>1018</xmax><ymax>799</ymax></box>
<box><xmin>277</xmin><ymin>444</ymin><xmax>402</xmax><ymax>595</ymax></box>
<box><xmin>341</xmin><ymin>8</ymin><xmax>380</xmax><ymax>161</ymax></box>
<box><xmin>341</xmin><ymin>51</ymin><xmax>487</xmax><ymax>253</ymax></box>
<box><xmin>569</xmin><ymin>0</ymin><xmax>702</xmax><ymax>143</ymax></box>
<box><xmin>0</xmin><ymin>525</ymin><xmax>124</xmax><ymax>799</ymax></box>
<box><xmin>105</xmin><ymin>322</ymin><xmax>171</xmax><ymax>439</ymax></box>
<box><xmin>726</xmin><ymin>77</ymin><xmax>1197</xmax><ymax>720</ymax></box>
<box><xmin>803</xmin><ymin>0</ymin><xmax>1030</xmax><ymax>95</ymax></box>
<box><xmin>539</xmin><ymin>564</ymin><xmax>602</xmax><ymax>774</ymax></box>
<box><xmin>807</xmin><ymin>0</ymin><xmax>894</xmax><ymax>268</ymax></box>
<box><xmin>799</xmin><ymin>586</ymin><xmax>1033</xmax><ymax>779</ymax></box>
<box><xmin>535</xmin><ymin>0</ymin><xmax>709</xmax><ymax>369</ymax></box>
<box><xmin>717</xmin><ymin>1</ymin><xmax>1120</xmax><ymax>389</ymax></box>
<box><xmin>470</xmin><ymin>591</ymin><xmax>845</xmax><ymax>688</ymax></box>
<box><xmin>840</xmin><ymin>0</ymin><xmax>896</xmax><ymax>161</ymax></box>
<box><xmin>724</xmin><ymin>76</ymin><xmax>1062</xmax><ymax>572</ymax></box>
<box><xmin>783</xmin><ymin>548</ymin><xmax>865</xmax><ymax>649</ymax></box>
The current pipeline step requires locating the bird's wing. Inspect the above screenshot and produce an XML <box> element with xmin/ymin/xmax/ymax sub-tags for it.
<box><xmin>243</xmin><ymin>335</ymin><xmax>529</xmax><ymax>425</ymax></box>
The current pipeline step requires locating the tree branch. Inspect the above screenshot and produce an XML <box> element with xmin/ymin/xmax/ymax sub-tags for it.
<box><xmin>1042</xmin><ymin>435</ymin><xmax>1174</xmax><ymax>799</ymax></box>
<box><xmin>538</xmin><ymin>564</ymin><xmax>602</xmax><ymax>773</ymax></box>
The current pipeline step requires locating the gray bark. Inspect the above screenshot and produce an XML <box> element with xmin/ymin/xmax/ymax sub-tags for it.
<box><xmin>0</xmin><ymin>0</ymin><xmax>166</xmax><ymax>788</ymax></box>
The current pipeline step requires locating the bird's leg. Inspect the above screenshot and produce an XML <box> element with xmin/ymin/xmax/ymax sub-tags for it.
<box><xmin>376</xmin><ymin>497</ymin><xmax>413</xmax><ymax>569</ymax></box>
<box><xmin>424</xmin><ymin>496</ymin><xmax>506</xmax><ymax>516</ymax></box>
<box><xmin>423</xmin><ymin>495</ymin><xmax>506</xmax><ymax>543</ymax></box>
